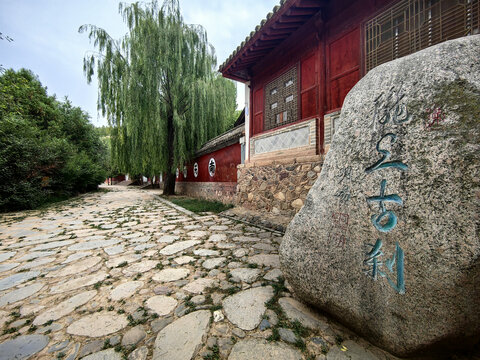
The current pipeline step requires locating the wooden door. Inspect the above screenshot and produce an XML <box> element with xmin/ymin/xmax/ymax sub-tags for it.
<box><xmin>327</xmin><ymin>27</ymin><xmax>360</xmax><ymax>111</ymax></box>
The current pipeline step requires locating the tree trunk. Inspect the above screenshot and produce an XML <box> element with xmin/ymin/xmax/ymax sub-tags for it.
<box><xmin>163</xmin><ymin>114</ymin><xmax>176</xmax><ymax>196</ymax></box>
<box><xmin>163</xmin><ymin>172</ymin><xmax>176</xmax><ymax>195</ymax></box>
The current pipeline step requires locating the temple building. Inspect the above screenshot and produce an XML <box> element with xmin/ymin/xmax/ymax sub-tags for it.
<box><xmin>219</xmin><ymin>0</ymin><xmax>479</xmax><ymax>217</ymax></box>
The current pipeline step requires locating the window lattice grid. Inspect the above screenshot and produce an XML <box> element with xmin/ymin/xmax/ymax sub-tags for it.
<box><xmin>264</xmin><ymin>66</ymin><xmax>298</xmax><ymax>131</ymax></box>
<box><xmin>365</xmin><ymin>0</ymin><xmax>480</xmax><ymax>72</ymax></box>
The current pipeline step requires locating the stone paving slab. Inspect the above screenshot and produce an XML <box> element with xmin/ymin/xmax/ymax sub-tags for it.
<box><xmin>153</xmin><ymin>310</ymin><xmax>210</xmax><ymax>360</ymax></box>
<box><xmin>229</xmin><ymin>338</ymin><xmax>302</xmax><ymax>360</ymax></box>
<box><xmin>0</xmin><ymin>186</ymin><xmax>407</xmax><ymax>359</ymax></box>
<box><xmin>0</xmin><ymin>283</ymin><xmax>44</xmax><ymax>307</ymax></box>
<box><xmin>0</xmin><ymin>334</ymin><xmax>49</xmax><ymax>360</ymax></box>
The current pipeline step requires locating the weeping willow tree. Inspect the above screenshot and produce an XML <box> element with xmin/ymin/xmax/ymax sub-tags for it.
<box><xmin>79</xmin><ymin>0</ymin><xmax>236</xmax><ymax>194</ymax></box>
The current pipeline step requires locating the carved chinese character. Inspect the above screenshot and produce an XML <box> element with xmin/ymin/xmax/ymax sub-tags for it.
<box><xmin>329</xmin><ymin>212</ymin><xmax>349</xmax><ymax>248</ymax></box>
<box><xmin>367</xmin><ymin>179</ymin><xmax>403</xmax><ymax>232</ymax></box>
<box><xmin>364</xmin><ymin>239</ymin><xmax>405</xmax><ymax>294</ymax></box>
<box><xmin>334</xmin><ymin>187</ymin><xmax>351</xmax><ymax>203</ymax></box>
<box><xmin>365</xmin><ymin>133</ymin><xmax>408</xmax><ymax>173</ymax></box>
<box><xmin>373</xmin><ymin>87</ymin><xmax>412</xmax><ymax>127</ymax></box>
<box><xmin>425</xmin><ymin>107</ymin><xmax>445</xmax><ymax>130</ymax></box>
<box><xmin>336</xmin><ymin>166</ymin><xmax>352</xmax><ymax>183</ymax></box>
<box><xmin>364</xmin><ymin>239</ymin><xmax>383</xmax><ymax>280</ymax></box>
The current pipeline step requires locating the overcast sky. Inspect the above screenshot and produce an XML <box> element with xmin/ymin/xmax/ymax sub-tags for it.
<box><xmin>0</xmin><ymin>0</ymin><xmax>279</xmax><ymax>127</ymax></box>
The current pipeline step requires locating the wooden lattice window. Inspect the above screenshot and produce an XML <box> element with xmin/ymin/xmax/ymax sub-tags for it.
<box><xmin>264</xmin><ymin>66</ymin><xmax>298</xmax><ymax>131</ymax></box>
<box><xmin>365</xmin><ymin>0</ymin><xmax>480</xmax><ymax>72</ymax></box>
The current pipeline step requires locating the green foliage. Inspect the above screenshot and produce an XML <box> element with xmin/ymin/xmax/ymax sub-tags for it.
<box><xmin>94</xmin><ymin>126</ymin><xmax>110</xmax><ymax>137</ymax></box>
<box><xmin>203</xmin><ymin>344</ymin><xmax>220</xmax><ymax>360</ymax></box>
<box><xmin>60</xmin><ymin>151</ymin><xmax>106</xmax><ymax>194</ymax></box>
<box><xmin>291</xmin><ymin>320</ymin><xmax>310</xmax><ymax>338</ymax></box>
<box><xmin>80</xmin><ymin>0</ymin><xmax>237</xmax><ymax>194</ymax></box>
<box><xmin>294</xmin><ymin>338</ymin><xmax>306</xmax><ymax>351</ymax></box>
<box><xmin>267</xmin><ymin>327</ymin><xmax>280</xmax><ymax>342</ymax></box>
<box><xmin>0</xmin><ymin>68</ymin><xmax>108</xmax><ymax>212</ymax></box>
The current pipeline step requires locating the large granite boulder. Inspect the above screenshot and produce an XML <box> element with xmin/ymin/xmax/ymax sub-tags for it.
<box><xmin>280</xmin><ymin>35</ymin><xmax>480</xmax><ymax>357</ymax></box>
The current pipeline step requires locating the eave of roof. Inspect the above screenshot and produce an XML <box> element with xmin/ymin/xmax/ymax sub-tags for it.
<box><xmin>195</xmin><ymin>124</ymin><xmax>245</xmax><ymax>158</ymax></box>
<box><xmin>219</xmin><ymin>0</ymin><xmax>327</xmax><ymax>82</ymax></box>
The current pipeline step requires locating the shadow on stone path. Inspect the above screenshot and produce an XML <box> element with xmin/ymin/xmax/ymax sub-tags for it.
<box><xmin>0</xmin><ymin>186</ymin><xmax>399</xmax><ymax>360</ymax></box>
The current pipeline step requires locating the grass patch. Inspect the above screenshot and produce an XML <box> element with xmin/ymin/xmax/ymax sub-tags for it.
<box><xmin>164</xmin><ymin>196</ymin><xmax>233</xmax><ymax>214</ymax></box>
<box><xmin>226</xmin><ymin>287</ymin><xmax>240</xmax><ymax>295</ymax></box>
<box><xmin>264</xmin><ymin>277</ymin><xmax>315</xmax><ymax>348</ymax></box>
<box><xmin>294</xmin><ymin>338</ymin><xmax>306</xmax><ymax>351</ymax></box>
<box><xmin>203</xmin><ymin>344</ymin><xmax>220</xmax><ymax>360</ymax></box>
<box><xmin>27</xmin><ymin>325</ymin><xmax>37</xmax><ymax>333</ymax></box>
<box><xmin>209</xmin><ymin>304</ymin><xmax>222</xmax><ymax>312</ymax></box>
<box><xmin>267</xmin><ymin>327</ymin><xmax>280</xmax><ymax>342</ymax></box>
<box><xmin>291</xmin><ymin>320</ymin><xmax>310</xmax><ymax>338</ymax></box>
<box><xmin>32</xmin><ymin>194</ymin><xmax>73</xmax><ymax>211</ymax></box>
<box><xmin>3</xmin><ymin>327</ymin><xmax>17</xmax><ymax>335</ymax></box>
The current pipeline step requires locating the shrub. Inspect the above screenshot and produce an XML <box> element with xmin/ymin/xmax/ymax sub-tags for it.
<box><xmin>0</xmin><ymin>69</ymin><xmax>107</xmax><ymax>211</ymax></box>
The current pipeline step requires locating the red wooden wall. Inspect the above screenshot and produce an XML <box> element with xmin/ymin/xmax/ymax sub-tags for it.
<box><xmin>301</xmin><ymin>52</ymin><xmax>319</xmax><ymax>119</ymax></box>
<box><xmin>326</xmin><ymin>27</ymin><xmax>360</xmax><ymax>111</ymax></box>
<box><xmin>253</xmin><ymin>88</ymin><xmax>264</xmax><ymax>135</ymax></box>
<box><xmin>246</xmin><ymin>0</ymin><xmax>395</xmax><ymax>153</ymax></box>
<box><xmin>176</xmin><ymin>143</ymin><xmax>241</xmax><ymax>183</ymax></box>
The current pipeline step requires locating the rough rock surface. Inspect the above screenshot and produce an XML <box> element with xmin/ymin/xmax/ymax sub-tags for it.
<box><xmin>152</xmin><ymin>310</ymin><xmax>210</xmax><ymax>360</ymax></box>
<box><xmin>121</xmin><ymin>325</ymin><xmax>146</xmax><ymax>346</ymax></box>
<box><xmin>152</xmin><ymin>268</ymin><xmax>189</xmax><ymax>282</ymax></box>
<box><xmin>145</xmin><ymin>295</ymin><xmax>177</xmax><ymax>316</ymax></box>
<box><xmin>82</xmin><ymin>348</ymin><xmax>123</xmax><ymax>360</ymax></box>
<box><xmin>279</xmin><ymin>297</ymin><xmax>328</xmax><ymax>330</ymax></box>
<box><xmin>326</xmin><ymin>340</ymin><xmax>381</xmax><ymax>360</ymax></box>
<box><xmin>128</xmin><ymin>346</ymin><xmax>148</xmax><ymax>360</ymax></box>
<box><xmin>0</xmin><ymin>334</ymin><xmax>49</xmax><ymax>360</ymax></box>
<box><xmin>109</xmin><ymin>281</ymin><xmax>143</xmax><ymax>301</ymax></box>
<box><xmin>34</xmin><ymin>290</ymin><xmax>97</xmax><ymax>325</ymax></box>
<box><xmin>228</xmin><ymin>338</ymin><xmax>302</xmax><ymax>360</ymax></box>
<box><xmin>67</xmin><ymin>313</ymin><xmax>128</xmax><ymax>337</ymax></box>
<box><xmin>159</xmin><ymin>240</ymin><xmax>200</xmax><ymax>255</ymax></box>
<box><xmin>182</xmin><ymin>278</ymin><xmax>215</xmax><ymax>294</ymax></box>
<box><xmin>230</xmin><ymin>268</ymin><xmax>260</xmax><ymax>283</ymax></box>
<box><xmin>280</xmin><ymin>36</ymin><xmax>480</xmax><ymax>356</ymax></box>
<box><xmin>222</xmin><ymin>286</ymin><xmax>273</xmax><ymax>330</ymax></box>
<box><xmin>0</xmin><ymin>283</ymin><xmax>44</xmax><ymax>307</ymax></box>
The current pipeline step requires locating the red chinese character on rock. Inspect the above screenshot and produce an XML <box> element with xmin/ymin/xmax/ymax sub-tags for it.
<box><xmin>330</xmin><ymin>212</ymin><xmax>349</xmax><ymax>248</ymax></box>
<box><xmin>425</xmin><ymin>107</ymin><xmax>445</xmax><ymax>130</ymax></box>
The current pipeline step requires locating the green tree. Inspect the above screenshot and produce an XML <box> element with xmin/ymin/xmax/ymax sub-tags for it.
<box><xmin>0</xmin><ymin>116</ymin><xmax>67</xmax><ymax>210</ymax></box>
<box><xmin>80</xmin><ymin>0</ymin><xmax>236</xmax><ymax>194</ymax></box>
<box><xmin>0</xmin><ymin>68</ymin><xmax>58</xmax><ymax>129</ymax></box>
<box><xmin>0</xmin><ymin>69</ymin><xmax>107</xmax><ymax>211</ymax></box>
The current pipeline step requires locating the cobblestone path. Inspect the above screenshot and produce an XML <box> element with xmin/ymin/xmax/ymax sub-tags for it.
<box><xmin>0</xmin><ymin>186</ymin><xmax>396</xmax><ymax>360</ymax></box>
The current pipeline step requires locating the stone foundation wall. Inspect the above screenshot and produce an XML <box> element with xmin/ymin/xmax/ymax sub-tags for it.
<box><xmin>236</xmin><ymin>157</ymin><xmax>322</xmax><ymax>217</ymax></box>
<box><xmin>175</xmin><ymin>182</ymin><xmax>237</xmax><ymax>204</ymax></box>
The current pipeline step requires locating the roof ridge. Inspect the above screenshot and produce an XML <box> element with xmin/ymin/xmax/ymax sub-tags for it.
<box><xmin>218</xmin><ymin>0</ymin><xmax>287</xmax><ymax>72</ymax></box>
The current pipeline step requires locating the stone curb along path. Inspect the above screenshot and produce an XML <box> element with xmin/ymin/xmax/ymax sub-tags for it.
<box><xmin>0</xmin><ymin>186</ymin><xmax>424</xmax><ymax>360</ymax></box>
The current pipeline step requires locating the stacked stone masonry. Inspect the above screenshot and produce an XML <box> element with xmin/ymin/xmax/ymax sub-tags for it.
<box><xmin>175</xmin><ymin>182</ymin><xmax>236</xmax><ymax>204</ymax></box>
<box><xmin>236</xmin><ymin>159</ymin><xmax>322</xmax><ymax>217</ymax></box>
